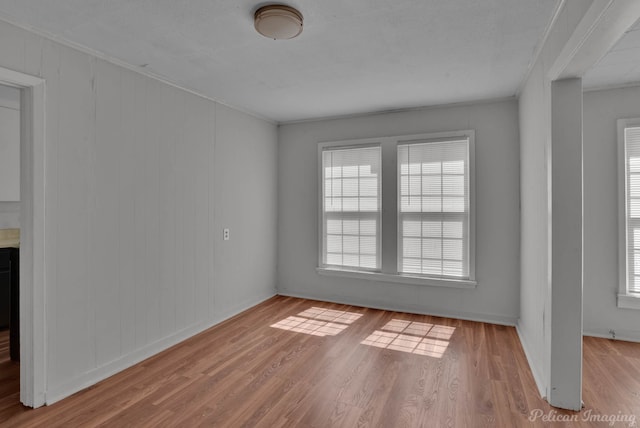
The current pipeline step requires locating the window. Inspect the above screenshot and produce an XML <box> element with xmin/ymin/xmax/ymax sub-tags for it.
<box><xmin>320</xmin><ymin>145</ymin><xmax>381</xmax><ymax>271</ymax></box>
<box><xmin>398</xmin><ymin>138</ymin><xmax>471</xmax><ymax>279</ymax></box>
<box><xmin>618</xmin><ymin>118</ymin><xmax>640</xmax><ymax>309</ymax></box>
<box><xmin>318</xmin><ymin>131</ymin><xmax>475</xmax><ymax>288</ymax></box>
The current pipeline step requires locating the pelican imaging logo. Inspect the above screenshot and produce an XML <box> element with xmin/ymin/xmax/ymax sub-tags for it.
<box><xmin>528</xmin><ymin>409</ymin><xmax>636</xmax><ymax>426</ymax></box>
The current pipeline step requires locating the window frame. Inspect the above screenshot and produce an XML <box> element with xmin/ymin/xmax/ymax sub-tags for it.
<box><xmin>617</xmin><ymin>117</ymin><xmax>640</xmax><ymax>310</ymax></box>
<box><xmin>318</xmin><ymin>139</ymin><xmax>383</xmax><ymax>273</ymax></box>
<box><xmin>396</xmin><ymin>132</ymin><xmax>476</xmax><ymax>281</ymax></box>
<box><xmin>317</xmin><ymin>131</ymin><xmax>476</xmax><ymax>289</ymax></box>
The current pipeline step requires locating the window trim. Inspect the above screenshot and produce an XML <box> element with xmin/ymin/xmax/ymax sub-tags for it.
<box><xmin>617</xmin><ymin>118</ymin><xmax>640</xmax><ymax>309</ymax></box>
<box><xmin>396</xmin><ymin>131</ymin><xmax>476</xmax><ymax>281</ymax></box>
<box><xmin>317</xmin><ymin>131</ymin><xmax>476</xmax><ymax>289</ymax></box>
<box><xmin>318</xmin><ymin>139</ymin><xmax>383</xmax><ymax>272</ymax></box>
<box><xmin>315</xmin><ymin>266</ymin><xmax>476</xmax><ymax>288</ymax></box>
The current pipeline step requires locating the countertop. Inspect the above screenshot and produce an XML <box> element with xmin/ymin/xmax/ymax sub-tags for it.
<box><xmin>0</xmin><ymin>228</ymin><xmax>19</xmax><ymax>248</ymax></box>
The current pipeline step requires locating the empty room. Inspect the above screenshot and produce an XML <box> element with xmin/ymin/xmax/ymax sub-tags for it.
<box><xmin>0</xmin><ymin>0</ymin><xmax>639</xmax><ymax>427</ymax></box>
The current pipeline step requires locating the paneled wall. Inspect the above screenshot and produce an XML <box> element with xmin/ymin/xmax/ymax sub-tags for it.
<box><xmin>0</xmin><ymin>19</ymin><xmax>278</xmax><ymax>403</ymax></box>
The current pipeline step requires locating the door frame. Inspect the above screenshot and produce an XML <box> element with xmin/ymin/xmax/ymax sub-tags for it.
<box><xmin>0</xmin><ymin>66</ymin><xmax>46</xmax><ymax>407</ymax></box>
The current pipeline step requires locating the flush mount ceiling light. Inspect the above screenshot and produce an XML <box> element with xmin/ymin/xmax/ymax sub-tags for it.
<box><xmin>254</xmin><ymin>4</ymin><xmax>303</xmax><ymax>40</ymax></box>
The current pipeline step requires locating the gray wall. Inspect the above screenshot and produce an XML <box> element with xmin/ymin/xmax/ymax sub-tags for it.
<box><xmin>583</xmin><ymin>85</ymin><xmax>640</xmax><ymax>342</ymax></box>
<box><xmin>0</xmin><ymin>19</ymin><xmax>278</xmax><ymax>403</ymax></box>
<box><xmin>0</xmin><ymin>203</ymin><xmax>19</xmax><ymax>229</ymax></box>
<box><xmin>518</xmin><ymin>57</ymin><xmax>551</xmax><ymax>396</ymax></box>
<box><xmin>0</xmin><ymin>84</ymin><xmax>20</xmax><ymax>228</ymax></box>
<box><xmin>277</xmin><ymin>99</ymin><xmax>520</xmax><ymax>324</ymax></box>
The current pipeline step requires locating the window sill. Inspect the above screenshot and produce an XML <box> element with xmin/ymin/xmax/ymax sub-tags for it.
<box><xmin>316</xmin><ymin>267</ymin><xmax>477</xmax><ymax>289</ymax></box>
<box><xmin>617</xmin><ymin>293</ymin><xmax>640</xmax><ymax>310</ymax></box>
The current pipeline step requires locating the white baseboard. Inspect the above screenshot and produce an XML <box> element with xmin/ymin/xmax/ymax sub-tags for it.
<box><xmin>583</xmin><ymin>329</ymin><xmax>640</xmax><ymax>343</ymax></box>
<box><xmin>515</xmin><ymin>323</ymin><xmax>546</xmax><ymax>399</ymax></box>
<box><xmin>277</xmin><ymin>290</ymin><xmax>518</xmax><ymax>326</ymax></box>
<box><xmin>45</xmin><ymin>291</ymin><xmax>277</xmax><ymax>405</ymax></box>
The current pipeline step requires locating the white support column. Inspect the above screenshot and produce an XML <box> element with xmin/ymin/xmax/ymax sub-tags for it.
<box><xmin>549</xmin><ymin>77</ymin><xmax>583</xmax><ymax>411</ymax></box>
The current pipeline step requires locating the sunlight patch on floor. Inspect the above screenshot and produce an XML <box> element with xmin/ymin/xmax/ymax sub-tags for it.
<box><xmin>361</xmin><ymin>319</ymin><xmax>455</xmax><ymax>358</ymax></box>
<box><xmin>271</xmin><ymin>307</ymin><xmax>363</xmax><ymax>337</ymax></box>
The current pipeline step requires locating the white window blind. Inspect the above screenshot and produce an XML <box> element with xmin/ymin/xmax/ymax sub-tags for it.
<box><xmin>398</xmin><ymin>139</ymin><xmax>470</xmax><ymax>278</ymax></box>
<box><xmin>624</xmin><ymin>126</ymin><xmax>640</xmax><ymax>294</ymax></box>
<box><xmin>321</xmin><ymin>145</ymin><xmax>381</xmax><ymax>270</ymax></box>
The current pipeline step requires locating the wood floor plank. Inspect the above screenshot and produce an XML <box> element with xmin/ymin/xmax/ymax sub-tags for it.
<box><xmin>1</xmin><ymin>297</ymin><xmax>640</xmax><ymax>427</ymax></box>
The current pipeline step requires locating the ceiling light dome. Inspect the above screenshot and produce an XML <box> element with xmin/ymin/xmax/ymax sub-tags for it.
<box><xmin>254</xmin><ymin>4</ymin><xmax>303</xmax><ymax>40</ymax></box>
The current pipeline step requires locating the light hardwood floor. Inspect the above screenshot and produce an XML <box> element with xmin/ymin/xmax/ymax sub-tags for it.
<box><xmin>0</xmin><ymin>296</ymin><xmax>638</xmax><ymax>427</ymax></box>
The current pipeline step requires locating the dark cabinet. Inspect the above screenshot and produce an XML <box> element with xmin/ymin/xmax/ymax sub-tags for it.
<box><xmin>0</xmin><ymin>247</ymin><xmax>18</xmax><ymax>361</ymax></box>
<box><xmin>0</xmin><ymin>249</ymin><xmax>10</xmax><ymax>328</ymax></box>
<box><xmin>10</xmin><ymin>249</ymin><xmax>18</xmax><ymax>361</ymax></box>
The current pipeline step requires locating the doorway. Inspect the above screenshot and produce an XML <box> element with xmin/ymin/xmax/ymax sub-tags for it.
<box><xmin>0</xmin><ymin>66</ymin><xmax>45</xmax><ymax>408</ymax></box>
<box><xmin>0</xmin><ymin>83</ymin><xmax>21</xmax><ymax>407</ymax></box>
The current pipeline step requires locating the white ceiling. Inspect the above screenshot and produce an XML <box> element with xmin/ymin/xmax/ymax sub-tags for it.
<box><xmin>584</xmin><ymin>18</ymin><xmax>640</xmax><ymax>90</ymax></box>
<box><xmin>0</xmin><ymin>0</ymin><xmax>561</xmax><ymax>122</ymax></box>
